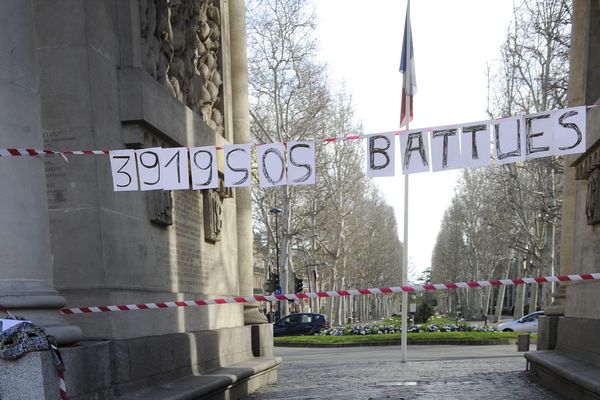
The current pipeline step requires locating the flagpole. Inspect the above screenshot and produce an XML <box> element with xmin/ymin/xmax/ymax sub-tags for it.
<box><xmin>400</xmin><ymin>0</ymin><xmax>411</xmax><ymax>364</ymax></box>
<box><xmin>401</xmin><ymin>179</ymin><xmax>409</xmax><ymax>363</ymax></box>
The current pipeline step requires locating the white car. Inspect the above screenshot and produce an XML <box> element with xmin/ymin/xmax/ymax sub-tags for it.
<box><xmin>498</xmin><ymin>311</ymin><xmax>544</xmax><ymax>333</ymax></box>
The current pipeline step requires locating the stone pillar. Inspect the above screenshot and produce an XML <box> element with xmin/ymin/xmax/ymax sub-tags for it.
<box><xmin>558</xmin><ymin>0</ymin><xmax>598</xmax><ymax>279</ymax></box>
<box><xmin>547</xmin><ymin>0</ymin><xmax>591</xmax><ymax>317</ymax></box>
<box><xmin>546</xmin><ymin>159</ymin><xmax>574</xmax><ymax>316</ymax></box>
<box><xmin>0</xmin><ymin>0</ymin><xmax>81</xmax><ymax>344</ymax></box>
<box><xmin>230</xmin><ymin>0</ymin><xmax>266</xmax><ymax>324</ymax></box>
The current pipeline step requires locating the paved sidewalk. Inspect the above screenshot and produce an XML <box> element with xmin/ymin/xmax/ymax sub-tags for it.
<box><xmin>244</xmin><ymin>345</ymin><xmax>560</xmax><ymax>399</ymax></box>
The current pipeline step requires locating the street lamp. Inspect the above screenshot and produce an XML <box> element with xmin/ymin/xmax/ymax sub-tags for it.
<box><xmin>269</xmin><ymin>207</ymin><xmax>282</xmax><ymax>319</ymax></box>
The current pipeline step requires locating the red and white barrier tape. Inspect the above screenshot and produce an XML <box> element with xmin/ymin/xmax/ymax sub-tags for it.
<box><xmin>60</xmin><ymin>272</ymin><xmax>600</xmax><ymax>315</ymax></box>
<box><xmin>58</xmin><ymin>370</ymin><xmax>68</xmax><ymax>400</ymax></box>
<box><xmin>0</xmin><ymin>148</ymin><xmax>108</xmax><ymax>157</ymax></box>
<box><xmin>4</xmin><ymin>105</ymin><xmax>600</xmax><ymax>158</ymax></box>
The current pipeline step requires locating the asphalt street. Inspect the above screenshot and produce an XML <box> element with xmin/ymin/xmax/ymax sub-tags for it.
<box><xmin>244</xmin><ymin>344</ymin><xmax>561</xmax><ymax>399</ymax></box>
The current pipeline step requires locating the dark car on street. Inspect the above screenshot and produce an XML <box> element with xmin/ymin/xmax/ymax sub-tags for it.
<box><xmin>273</xmin><ymin>313</ymin><xmax>329</xmax><ymax>337</ymax></box>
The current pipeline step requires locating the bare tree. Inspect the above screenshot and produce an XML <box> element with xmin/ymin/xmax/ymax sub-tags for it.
<box><xmin>247</xmin><ymin>0</ymin><xmax>329</xmax><ymax>313</ymax></box>
<box><xmin>488</xmin><ymin>0</ymin><xmax>571</xmax><ymax>116</ymax></box>
<box><xmin>247</xmin><ymin>0</ymin><xmax>403</xmax><ymax>324</ymax></box>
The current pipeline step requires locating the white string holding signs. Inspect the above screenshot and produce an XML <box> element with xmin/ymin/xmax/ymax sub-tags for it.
<box><xmin>108</xmin><ymin>105</ymin><xmax>587</xmax><ymax>191</ymax></box>
<box><xmin>0</xmin><ymin>105</ymin><xmax>592</xmax><ymax>190</ymax></box>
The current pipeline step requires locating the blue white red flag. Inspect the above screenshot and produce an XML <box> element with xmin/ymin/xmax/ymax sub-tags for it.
<box><xmin>400</xmin><ymin>0</ymin><xmax>416</xmax><ymax>128</ymax></box>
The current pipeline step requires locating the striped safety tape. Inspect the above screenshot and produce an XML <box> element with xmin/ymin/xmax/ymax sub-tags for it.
<box><xmin>58</xmin><ymin>370</ymin><xmax>68</xmax><ymax>400</ymax></box>
<box><xmin>0</xmin><ymin>148</ymin><xmax>109</xmax><ymax>157</ymax></box>
<box><xmin>60</xmin><ymin>272</ymin><xmax>600</xmax><ymax>315</ymax></box>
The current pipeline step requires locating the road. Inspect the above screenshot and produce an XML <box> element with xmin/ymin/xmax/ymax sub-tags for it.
<box><xmin>244</xmin><ymin>344</ymin><xmax>561</xmax><ymax>399</ymax></box>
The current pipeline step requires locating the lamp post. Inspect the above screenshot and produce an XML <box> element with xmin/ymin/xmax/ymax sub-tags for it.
<box><xmin>269</xmin><ymin>207</ymin><xmax>282</xmax><ymax>319</ymax></box>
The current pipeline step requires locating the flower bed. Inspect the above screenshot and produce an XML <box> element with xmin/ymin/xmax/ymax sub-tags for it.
<box><xmin>319</xmin><ymin>323</ymin><xmax>496</xmax><ymax>336</ymax></box>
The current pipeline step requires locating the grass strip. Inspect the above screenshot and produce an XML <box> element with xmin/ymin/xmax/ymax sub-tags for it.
<box><xmin>275</xmin><ymin>331</ymin><xmax>532</xmax><ymax>346</ymax></box>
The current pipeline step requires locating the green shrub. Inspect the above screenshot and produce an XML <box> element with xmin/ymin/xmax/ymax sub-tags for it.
<box><xmin>414</xmin><ymin>302</ymin><xmax>435</xmax><ymax>324</ymax></box>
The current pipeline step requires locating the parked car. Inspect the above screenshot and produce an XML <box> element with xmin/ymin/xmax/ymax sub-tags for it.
<box><xmin>498</xmin><ymin>311</ymin><xmax>544</xmax><ymax>332</ymax></box>
<box><xmin>273</xmin><ymin>313</ymin><xmax>329</xmax><ymax>337</ymax></box>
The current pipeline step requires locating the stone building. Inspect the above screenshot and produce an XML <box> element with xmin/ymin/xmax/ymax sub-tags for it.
<box><xmin>526</xmin><ymin>0</ymin><xmax>600</xmax><ymax>398</ymax></box>
<box><xmin>0</xmin><ymin>0</ymin><xmax>278</xmax><ymax>398</ymax></box>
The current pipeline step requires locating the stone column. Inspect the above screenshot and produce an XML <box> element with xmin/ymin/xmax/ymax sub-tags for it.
<box><xmin>0</xmin><ymin>0</ymin><xmax>81</xmax><ymax>344</ymax></box>
<box><xmin>230</xmin><ymin>0</ymin><xmax>267</xmax><ymax>324</ymax></box>
<box><xmin>547</xmin><ymin>0</ymin><xmax>589</xmax><ymax>317</ymax></box>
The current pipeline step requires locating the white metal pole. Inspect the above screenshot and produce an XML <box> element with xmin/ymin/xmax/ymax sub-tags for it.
<box><xmin>401</xmin><ymin>0</ymin><xmax>412</xmax><ymax>364</ymax></box>
<box><xmin>401</xmin><ymin>159</ymin><xmax>409</xmax><ymax>359</ymax></box>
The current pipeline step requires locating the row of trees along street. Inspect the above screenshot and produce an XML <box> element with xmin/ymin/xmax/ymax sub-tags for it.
<box><xmin>431</xmin><ymin>0</ymin><xmax>571</xmax><ymax>322</ymax></box>
<box><xmin>247</xmin><ymin>0</ymin><xmax>403</xmax><ymax>325</ymax></box>
<box><xmin>246</xmin><ymin>0</ymin><xmax>571</xmax><ymax>325</ymax></box>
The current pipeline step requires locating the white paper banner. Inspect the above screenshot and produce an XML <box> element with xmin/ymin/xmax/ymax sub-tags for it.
<box><xmin>224</xmin><ymin>144</ymin><xmax>252</xmax><ymax>187</ymax></box>
<box><xmin>287</xmin><ymin>141</ymin><xmax>316</xmax><ymax>185</ymax></box>
<box><xmin>525</xmin><ymin>111</ymin><xmax>554</xmax><ymax>160</ymax></box>
<box><xmin>400</xmin><ymin>129</ymin><xmax>430</xmax><ymax>174</ymax></box>
<box><xmin>190</xmin><ymin>146</ymin><xmax>218</xmax><ymax>189</ymax></box>
<box><xmin>159</xmin><ymin>147</ymin><xmax>190</xmax><ymax>190</ymax></box>
<box><xmin>109</xmin><ymin>150</ymin><xmax>139</xmax><ymax>191</ymax></box>
<box><xmin>460</xmin><ymin>121</ymin><xmax>491</xmax><ymax>169</ymax></box>
<box><xmin>366</xmin><ymin>133</ymin><xmax>396</xmax><ymax>177</ymax></box>
<box><xmin>430</xmin><ymin>125</ymin><xmax>461</xmax><ymax>172</ymax></box>
<box><xmin>0</xmin><ymin>319</ymin><xmax>29</xmax><ymax>332</ymax></box>
<box><xmin>135</xmin><ymin>148</ymin><xmax>163</xmax><ymax>191</ymax></box>
<box><xmin>103</xmin><ymin>105</ymin><xmax>588</xmax><ymax>192</ymax></box>
<box><xmin>494</xmin><ymin>116</ymin><xmax>525</xmax><ymax>165</ymax></box>
<box><xmin>553</xmin><ymin>106</ymin><xmax>586</xmax><ymax>156</ymax></box>
<box><xmin>256</xmin><ymin>143</ymin><xmax>287</xmax><ymax>188</ymax></box>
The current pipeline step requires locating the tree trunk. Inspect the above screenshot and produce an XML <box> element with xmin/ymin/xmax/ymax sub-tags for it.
<box><xmin>494</xmin><ymin>284</ymin><xmax>506</xmax><ymax>323</ymax></box>
<box><xmin>327</xmin><ymin>270</ymin><xmax>335</xmax><ymax>323</ymax></box>
<box><xmin>483</xmin><ymin>286</ymin><xmax>492</xmax><ymax>319</ymax></box>
<box><xmin>514</xmin><ymin>284</ymin><xmax>525</xmax><ymax>319</ymax></box>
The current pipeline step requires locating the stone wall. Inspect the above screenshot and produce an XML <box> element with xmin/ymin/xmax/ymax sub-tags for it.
<box><xmin>0</xmin><ymin>324</ymin><xmax>278</xmax><ymax>399</ymax></box>
<box><xmin>528</xmin><ymin>2</ymin><xmax>600</xmax><ymax>397</ymax></box>
<box><xmin>0</xmin><ymin>1</ymin><xmax>277</xmax><ymax>398</ymax></box>
<box><xmin>564</xmin><ymin>0</ymin><xmax>600</xmax><ymax>321</ymax></box>
<box><xmin>34</xmin><ymin>0</ymin><xmax>243</xmax><ymax>340</ymax></box>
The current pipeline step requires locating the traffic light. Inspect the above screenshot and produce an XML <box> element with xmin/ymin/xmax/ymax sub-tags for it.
<box><xmin>264</xmin><ymin>274</ymin><xmax>279</xmax><ymax>293</ymax></box>
<box><xmin>295</xmin><ymin>276</ymin><xmax>303</xmax><ymax>293</ymax></box>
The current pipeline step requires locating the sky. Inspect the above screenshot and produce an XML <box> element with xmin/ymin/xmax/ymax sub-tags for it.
<box><xmin>314</xmin><ymin>0</ymin><xmax>515</xmax><ymax>280</ymax></box>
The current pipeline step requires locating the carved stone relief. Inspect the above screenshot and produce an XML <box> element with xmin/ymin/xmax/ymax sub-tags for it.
<box><xmin>140</xmin><ymin>0</ymin><xmax>224</xmax><ymax>135</ymax></box>
<box><xmin>128</xmin><ymin>129</ymin><xmax>176</xmax><ymax>227</ymax></box>
<box><xmin>203</xmin><ymin>189</ymin><xmax>222</xmax><ymax>242</ymax></box>
<box><xmin>586</xmin><ymin>167</ymin><xmax>600</xmax><ymax>225</ymax></box>
<box><xmin>202</xmin><ymin>172</ymin><xmax>233</xmax><ymax>243</ymax></box>
<box><xmin>148</xmin><ymin>190</ymin><xmax>174</xmax><ymax>226</ymax></box>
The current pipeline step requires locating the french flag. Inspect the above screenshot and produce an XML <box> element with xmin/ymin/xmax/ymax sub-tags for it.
<box><xmin>400</xmin><ymin>0</ymin><xmax>416</xmax><ymax>128</ymax></box>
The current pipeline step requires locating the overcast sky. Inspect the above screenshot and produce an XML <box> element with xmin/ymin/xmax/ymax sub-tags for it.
<box><xmin>314</xmin><ymin>0</ymin><xmax>515</xmax><ymax>281</ymax></box>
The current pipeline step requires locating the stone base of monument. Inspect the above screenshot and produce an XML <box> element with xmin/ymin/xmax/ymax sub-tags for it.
<box><xmin>526</xmin><ymin>317</ymin><xmax>600</xmax><ymax>400</ymax></box>
<box><xmin>0</xmin><ymin>350</ymin><xmax>60</xmax><ymax>399</ymax></box>
<box><xmin>536</xmin><ymin>315</ymin><xmax>560</xmax><ymax>351</ymax></box>
<box><xmin>0</xmin><ymin>324</ymin><xmax>280</xmax><ymax>400</ymax></box>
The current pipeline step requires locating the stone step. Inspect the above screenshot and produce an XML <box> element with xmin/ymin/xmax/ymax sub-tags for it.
<box><xmin>526</xmin><ymin>350</ymin><xmax>600</xmax><ymax>400</ymax></box>
<box><xmin>117</xmin><ymin>356</ymin><xmax>281</xmax><ymax>400</ymax></box>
